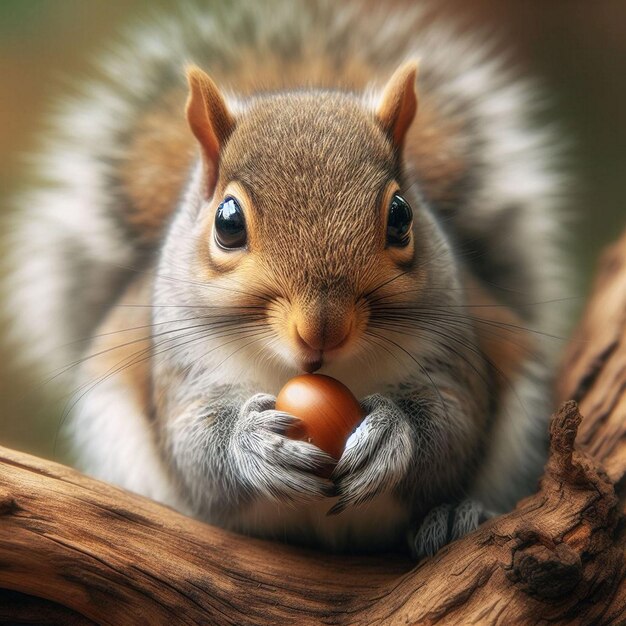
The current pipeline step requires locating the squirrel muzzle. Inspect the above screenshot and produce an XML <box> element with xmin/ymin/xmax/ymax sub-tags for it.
<box><xmin>290</xmin><ymin>297</ymin><xmax>356</xmax><ymax>372</ymax></box>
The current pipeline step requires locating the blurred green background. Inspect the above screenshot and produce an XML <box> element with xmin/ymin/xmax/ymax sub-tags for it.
<box><xmin>1</xmin><ymin>0</ymin><xmax>625</xmax><ymax>461</ymax></box>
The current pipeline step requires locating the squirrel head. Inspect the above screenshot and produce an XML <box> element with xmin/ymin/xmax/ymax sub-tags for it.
<box><xmin>182</xmin><ymin>62</ymin><xmax>444</xmax><ymax>375</ymax></box>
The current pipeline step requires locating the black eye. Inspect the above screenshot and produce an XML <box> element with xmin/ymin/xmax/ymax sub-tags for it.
<box><xmin>215</xmin><ymin>196</ymin><xmax>247</xmax><ymax>249</ymax></box>
<box><xmin>386</xmin><ymin>193</ymin><xmax>413</xmax><ymax>247</ymax></box>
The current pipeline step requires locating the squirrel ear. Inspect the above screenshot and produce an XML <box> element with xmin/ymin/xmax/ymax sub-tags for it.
<box><xmin>375</xmin><ymin>60</ymin><xmax>419</xmax><ymax>148</ymax></box>
<box><xmin>186</xmin><ymin>65</ymin><xmax>235</xmax><ymax>197</ymax></box>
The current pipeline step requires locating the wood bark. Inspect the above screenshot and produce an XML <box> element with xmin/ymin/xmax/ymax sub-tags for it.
<box><xmin>2</xmin><ymin>230</ymin><xmax>626</xmax><ymax>624</ymax></box>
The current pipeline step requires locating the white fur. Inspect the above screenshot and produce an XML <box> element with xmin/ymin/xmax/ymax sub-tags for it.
<box><xmin>70</xmin><ymin>369</ymin><xmax>184</xmax><ymax>511</ymax></box>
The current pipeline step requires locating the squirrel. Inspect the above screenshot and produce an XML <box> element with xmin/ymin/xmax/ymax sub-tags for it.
<box><xmin>5</xmin><ymin>0</ymin><xmax>567</xmax><ymax>557</ymax></box>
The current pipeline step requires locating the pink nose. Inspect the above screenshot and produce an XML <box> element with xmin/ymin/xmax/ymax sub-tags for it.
<box><xmin>296</xmin><ymin>320</ymin><xmax>351</xmax><ymax>352</ymax></box>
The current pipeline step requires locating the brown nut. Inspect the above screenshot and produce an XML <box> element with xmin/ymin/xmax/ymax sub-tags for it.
<box><xmin>276</xmin><ymin>374</ymin><xmax>363</xmax><ymax>460</ymax></box>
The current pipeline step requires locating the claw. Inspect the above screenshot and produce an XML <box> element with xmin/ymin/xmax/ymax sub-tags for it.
<box><xmin>326</xmin><ymin>500</ymin><xmax>346</xmax><ymax>516</ymax></box>
<box><xmin>323</xmin><ymin>483</ymin><xmax>340</xmax><ymax>499</ymax></box>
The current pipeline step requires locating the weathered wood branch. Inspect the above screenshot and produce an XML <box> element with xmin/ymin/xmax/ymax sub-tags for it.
<box><xmin>2</xmin><ymin>229</ymin><xmax>626</xmax><ymax>624</ymax></box>
<box><xmin>558</xmin><ymin>228</ymin><xmax>626</xmax><ymax>484</ymax></box>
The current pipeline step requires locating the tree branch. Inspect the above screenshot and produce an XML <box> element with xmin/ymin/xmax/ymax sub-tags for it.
<box><xmin>2</xmin><ymin>230</ymin><xmax>626</xmax><ymax>624</ymax></box>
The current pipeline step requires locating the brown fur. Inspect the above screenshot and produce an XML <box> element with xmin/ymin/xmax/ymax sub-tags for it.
<box><xmin>82</xmin><ymin>274</ymin><xmax>154</xmax><ymax>417</ymax></box>
<box><xmin>207</xmin><ymin>50</ymin><xmax>376</xmax><ymax>95</ymax></box>
<box><xmin>120</xmin><ymin>89</ymin><xmax>195</xmax><ymax>244</ymax></box>
<box><xmin>376</xmin><ymin>61</ymin><xmax>418</xmax><ymax>148</ymax></box>
<box><xmin>402</xmin><ymin>97</ymin><xmax>469</xmax><ymax>211</ymax></box>
<box><xmin>114</xmin><ymin>57</ymin><xmax>466</xmax><ymax>249</ymax></box>
<box><xmin>210</xmin><ymin>91</ymin><xmax>404</xmax><ymax>362</ymax></box>
<box><xmin>465</xmin><ymin>273</ymin><xmax>536</xmax><ymax>398</ymax></box>
<box><xmin>186</xmin><ymin>66</ymin><xmax>236</xmax><ymax>196</ymax></box>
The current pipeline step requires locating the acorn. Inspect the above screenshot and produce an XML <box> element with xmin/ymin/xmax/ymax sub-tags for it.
<box><xmin>275</xmin><ymin>374</ymin><xmax>363</xmax><ymax>460</ymax></box>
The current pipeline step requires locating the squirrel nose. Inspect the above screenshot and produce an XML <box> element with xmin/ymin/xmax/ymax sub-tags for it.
<box><xmin>295</xmin><ymin>319</ymin><xmax>351</xmax><ymax>353</ymax></box>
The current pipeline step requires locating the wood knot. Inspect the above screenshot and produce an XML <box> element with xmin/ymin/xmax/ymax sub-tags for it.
<box><xmin>549</xmin><ymin>401</ymin><xmax>582</xmax><ymax>469</ymax></box>
<box><xmin>509</xmin><ymin>541</ymin><xmax>581</xmax><ymax>599</ymax></box>
<box><xmin>545</xmin><ymin>401</ymin><xmax>614</xmax><ymax>492</ymax></box>
<box><xmin>0</xmin><ymin>496</ymin><xmax>21</xmax><ymax>516</ymax></box>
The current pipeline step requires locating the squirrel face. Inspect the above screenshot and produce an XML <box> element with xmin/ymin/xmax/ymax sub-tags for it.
<box><xmin>185</xmin><ymin>63</ymin><xmax>430</xmax><ymax>374</ymax></box>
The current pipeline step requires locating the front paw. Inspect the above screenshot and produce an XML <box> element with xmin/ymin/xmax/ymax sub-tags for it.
<box><xmin>233</xmin><ymin>393</ymin><xmax>337</xmax><ymax>504</ymax></box>
<box><xmin>328</xmin><ymin>394</ymin><xmax>414</xmax><ymax>514</ymax></box>
<box><xmin>411</xmin><ymin>499</ymin><xmax>492</xmax><ymax>559</ymax></box>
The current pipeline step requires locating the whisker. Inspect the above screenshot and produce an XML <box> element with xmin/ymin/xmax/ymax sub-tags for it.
<box><xmin>54</xmin><ymin>324</ymin><xmax>273</xmax><ymax>454</ymax></box>
<box><xmin>368</xmin><ymin>319</ymin><xmax>529</xmax><ymax>419</ymax></box>
<box><xmin>369</xmin><ymin>314</ymin><xmax>533</xmax><ymax>356</ymax></box>
<box><xmin>114</xmin><ymin>303</ymin><xmax>268</xmax><ymax>310</ymax></box>
<box><xmin>369</xmin><ymin>305</ymin><xmax>568</xmax><ymax>341</ymax></box>
<box><xmin>50</xmin><ymin>309</ymin><xmax>267</xmax><ymax>351</ymax></box>
<box><xmin>364</xmin><ymin>329</ymin><xmax>450</xmax><ymax>420</ymax></box>
<box><xmin>362</xmin><ymin>270</ymin><xmax>410</xmax><ymax>300</ymax></box>
<box><xmin>368</xmin><ymin>291</ymin><xmax>580</xmax><ymax>309</ymax></box>
<box><xmin>39</xmin><ymin>316</ymin><xmax>268</xmax><ymax>389</ymax></box>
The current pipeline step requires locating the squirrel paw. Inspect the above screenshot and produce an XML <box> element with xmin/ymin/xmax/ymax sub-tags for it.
<box><xmin>233</xmin><ymin>393</ymin><xmax>337</xmax><ymax>504</ymax></box>
<box><xmin>327</xmin><ymin>394</ymin><xmax>413</xmax><ymax>515</ymax></box>
<box><xmin>411</xmin><ymin>499</ymin><xmax>492</xmax><ymax>559</ymax></box>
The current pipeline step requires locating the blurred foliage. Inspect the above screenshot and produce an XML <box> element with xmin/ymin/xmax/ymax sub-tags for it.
<box><xmin>0</xmin><ymin>0</ymin><xmax>624</xmax><ymax>459</ymax></box>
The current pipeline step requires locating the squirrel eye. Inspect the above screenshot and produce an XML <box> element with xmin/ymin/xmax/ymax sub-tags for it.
<box><xmin>215</xmin><ymin>196</ymin><xmax>247</xmax><ymax>250</ymax></box>
<box><xmin>386</xmin><ymin>193</ymin><xmax>413</xmax><ymax>247</ymax></box>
